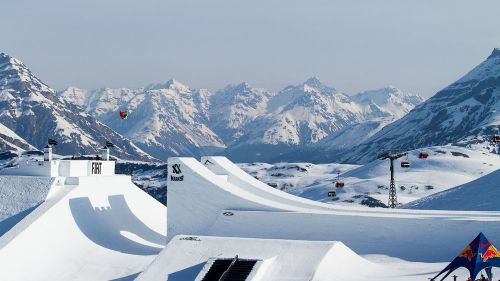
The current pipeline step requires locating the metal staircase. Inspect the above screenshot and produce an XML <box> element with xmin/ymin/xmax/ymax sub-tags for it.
<box><xmin>201</xmin><ymin>256</ymin><xmax>257</xmax><ymax>281</ymax></box>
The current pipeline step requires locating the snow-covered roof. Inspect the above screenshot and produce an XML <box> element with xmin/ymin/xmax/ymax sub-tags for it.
<box><xmin>0</xmin><ymin>159</ymin><xmax>115</xmax><ymax>177</ymax></box>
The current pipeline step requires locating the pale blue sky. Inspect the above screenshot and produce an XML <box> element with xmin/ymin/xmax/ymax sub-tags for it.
<box><xmin>1</xmin><ymin>0</ymin><xmax>500</xmax><ymax>97</ymax></box>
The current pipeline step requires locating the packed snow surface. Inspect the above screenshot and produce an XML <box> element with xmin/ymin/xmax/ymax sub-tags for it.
<box><xmin>137</xmin><ymin>235</ymin><xmax>453</xmax><ymax>281</ymax></box>
<box><xmin>404</xmin><ymin>169</ymin><xmax>500</xmax><ymax>211</ymax></box>
<box><xmin>167</xmin><ymin>156</ymin><xmax>500</xmax><ymax>265</ymax></box>
<box><xmin>0</xmin><ymin>176</ymin><xmax>52</xmax><ymax>236</ymax></box>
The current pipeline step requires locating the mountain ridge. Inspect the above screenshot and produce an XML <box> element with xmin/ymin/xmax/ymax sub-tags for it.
<box><xmin>341</xmin><ymin>48</ymin><xmax>500</xmax><ymax>163</ymax></box>
<box><xmin>0</xmin><ymin>52</ymin><xmax>154</xmax><ymax>161</ymax></box>
<box><xmin>58</xmin><ymin>77</ymin><xmax>423</xmax><ymax>162</ymax></box>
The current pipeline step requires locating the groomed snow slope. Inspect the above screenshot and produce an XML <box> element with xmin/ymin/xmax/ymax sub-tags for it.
<box><xmin>138</xmin><ymin>235</ymin><xmax>465</xmax><ymax>281</ymax></box>
<box><xmin>137</xmin><ymin>235</ymin><xmax>382</xmax><ymax>281</ymax></box>
<box><xmin>404</xmin><ymin>169</ymin><xmax>500</xmax><ymax>211</ymax></box>
<box><xmin>0</xmin><ymin>175</ymin><xmax>166</xmax><ymax>281</ymax></box>
<box><xmin>168</xmin><ymin>157</ymin><xmax>500</xmax><ymax>262</ymax></box>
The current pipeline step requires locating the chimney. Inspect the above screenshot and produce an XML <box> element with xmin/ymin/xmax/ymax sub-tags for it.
<box><xmin>101</xmin><ymin>146</ymin><xmax>110</xmax><ymax>161</ymax></box>
<box><xmin>101</xmin><ymin>141</ymin><xmax>114</xmax><ymax>161</ymax></box>
<box><xmin>44</xmin><ymin>145</ymin><xmax>52</xmax><ymax>161</ymax></box>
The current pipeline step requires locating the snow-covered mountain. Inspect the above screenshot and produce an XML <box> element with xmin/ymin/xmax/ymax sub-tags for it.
<box><xmin>225</xmin><ymin>78</ymin><xmax>423</xmax><ymax>162</ymax></box>
<box><xmin>351</xmin><ymin>86</ymin><xmax>425</xmax><ymax>120</ymax></box>
<box><xmin>209</xmin><ymin>82</ymin><xmax>275</xmax><ymax>144</ymax></box>
<box><xmin>261</xmin><ymin>77</ymin><xmax>366</xmax><ymax>145</ymax></box>
<box><xmin>59</xmin><ymin>80</ymin><xmax>225</xmax><ymax>161</ymax></box>
<box><xmin>59</xmin><ymin>77</ymin><xmax>422</xmax><ymax>162</ymax></box>
<box><xmin>342</xmin><ymin>49</ymin><xmax>500</xmax><ymax>163</ymax></box>
<box><xmin>224</xmin><ymin>78</ymin><xmax>365</xmax><ymax>161</ymax></box>
<box><xmin>58</xmin><ymin>86</ymin><xmax>138</xmax><ymax>116</ymax></box>
<box><xmin>0</xmin><ymin>52</ymin><xmax>153</xmax><ymax>160</ymax></box>
<box><xmin>0</xmin><ymin>122</ymin><xmax>36</xmax><ymax>153</ymax></box>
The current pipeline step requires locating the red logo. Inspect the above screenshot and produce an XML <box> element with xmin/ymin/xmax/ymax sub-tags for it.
<box><xmin>458</xmin><ymin>245</ymin><xmax>475</xmax><ymax>262</ymax></box>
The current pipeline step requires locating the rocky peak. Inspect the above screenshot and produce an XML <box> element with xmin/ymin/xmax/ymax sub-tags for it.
<box><xmin>150</xmin><ymin>79</ymin><xmax>189</xmax><ymax>92</ymax></box>
<box><xmin>487</xmin><ymin>48</ymin><xmax>500</xmax><ymax>60</ymax></box>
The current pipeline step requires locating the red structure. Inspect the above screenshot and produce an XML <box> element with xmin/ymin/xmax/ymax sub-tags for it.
<box><xmin>419</xmin><ymin>152</ymin><xmax>429</xmax><ymax>159</ymax></box>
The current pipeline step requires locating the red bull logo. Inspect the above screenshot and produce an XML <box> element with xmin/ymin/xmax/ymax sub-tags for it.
<box><xmin>458</xmin><ymin>245</ymin><xmax>475</xmax><ymax>261</ymax></box>
<box><xmin>480</xmin><ymin>242</ymin><xmax>491</xmax><ymax>249</ymax></box>
<box><xmin>481</xmin><ymin>245</ymin><xmax>500</xmax><ymax>262</ymax></box>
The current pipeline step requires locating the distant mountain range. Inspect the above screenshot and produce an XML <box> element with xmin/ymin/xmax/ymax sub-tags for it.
<box><xmin>59</xmin><ymin>80</ymin><xmax>225</xmax><ymax>160</ymax></box>
<box><xmin>1</xmin><ymin>49</ymin><xmax>498</xmax><ymax>163</ymax></box>
<box><xmin>58</xmin><ymin>77</ymin><xmax>423</xmax><ymax>161</ymax></box>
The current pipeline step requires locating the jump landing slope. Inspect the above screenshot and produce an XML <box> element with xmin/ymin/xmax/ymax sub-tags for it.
<box><xmin>168</xmin><ymin>157</ymin><xmax>500</xmax><ymax>262</ymax></box>
<box><xmin>0</xmin><ymin>173</ymin><xmax>166</xmax><ymax>281</ymax></box>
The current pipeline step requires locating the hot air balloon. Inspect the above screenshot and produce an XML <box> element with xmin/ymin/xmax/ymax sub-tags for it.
<box><xmin>119</xmin><ymin>111</ymin><xmax>128</xmax><ymax>120</ymax></box>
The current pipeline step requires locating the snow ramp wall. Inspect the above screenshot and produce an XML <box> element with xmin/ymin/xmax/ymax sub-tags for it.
<box><xmin>0</xmin><ymin>176</ymin><xmax>54</xmax><ymax>237</ymax></box>
<box><xmin>0</xmin><ymin>175</ymin><xmax>166</xmax><ymax>281</ymax></box>
<box><xmin>168</xmin><ymin>157</ymin><xmax>500</xmax><ymax>262</ymax></box>
<box><xmin>201</xmin><ymin>156</ymin><xmax>337</xmax><ymax>211</ymax></box>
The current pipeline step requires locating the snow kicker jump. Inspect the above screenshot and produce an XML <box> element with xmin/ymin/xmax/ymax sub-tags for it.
<box><xmin>168</xmin><ymin>156</ymin><xmax>500</xmax><ymax>262</ymax></box>
<box><xmin>0</xmin><ymin>157</ymin><xmax>166</xmax><ymax>281</ymax></box>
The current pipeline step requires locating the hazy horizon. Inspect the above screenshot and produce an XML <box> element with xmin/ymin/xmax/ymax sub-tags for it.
<box><xmin>2</xmin><ymin>0</ymin><xmax>500</xmax><ymax>97</ymax></box>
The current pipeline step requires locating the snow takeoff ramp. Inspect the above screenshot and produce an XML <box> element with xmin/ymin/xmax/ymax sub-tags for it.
<box><xmin>137</xmin><ymin>235</ymin><xmax>379</xmax><ymax>281</ymax></box>
<box><xmin>0</xmin><ymin>159</ymin><xmax>166</xmax><ymax>281</ymax></box>
<box><xmin>168</xmin><ymin>157</ymin><xmax>500</xmax><ymax>262</ymax></box>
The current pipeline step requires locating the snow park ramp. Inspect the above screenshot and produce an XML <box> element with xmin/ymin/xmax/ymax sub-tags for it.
<box><xmin>167</xmin><ymin>157</ymin><xmax>316</xmax><ymax>241</ymax></box>
<box><xmin>136</xmin><ymin>235</ymin><xmax>380</xmax><ymax>281</ymax></box>
<box><xmin>201</xmin><ymin>156</ymin><xmax>338</xmax><ymax>211</ymax></box>
<box><xmin>0</xmin><ymin>175</ymin><xmax>166</xmax><ymax>281</ymax></box>
<box><xmin>168</xmin><ymin>157</ymin><xmax>500</xmax><ymax>263</ymax></box>
<box><xmin>404</xmin><ymin>169</ymin><xmax>500</xmax><ymax>211</ymax></box>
